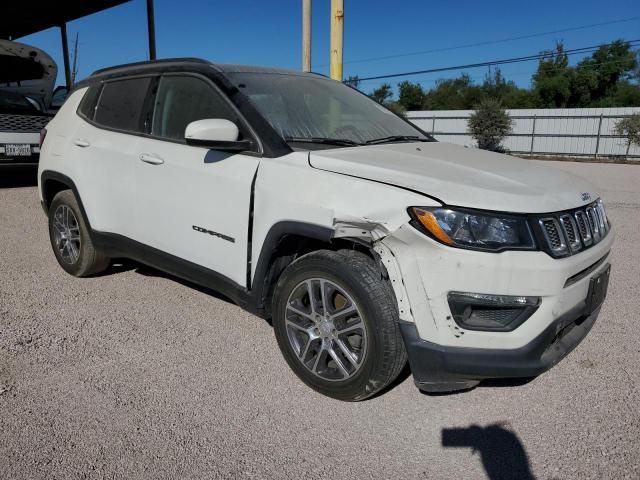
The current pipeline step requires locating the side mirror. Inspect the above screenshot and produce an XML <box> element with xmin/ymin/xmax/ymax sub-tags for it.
<box><xmin>185</xmin><ymin>119</ymin><xmax>252</xmax><ymax>151</ymax></box>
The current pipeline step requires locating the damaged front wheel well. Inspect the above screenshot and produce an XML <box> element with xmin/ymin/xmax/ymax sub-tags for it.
<box><xmin>256</xmin><ymin>234</ymin><xmax>379</xmax><ymax>319</ymax></box>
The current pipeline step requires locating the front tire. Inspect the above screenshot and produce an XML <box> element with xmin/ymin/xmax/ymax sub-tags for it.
<box><xmin>48</xmin><ymin>190</ymin><xmax>110</xmax><ymax>277</ymax></box>
<box><xmin>272</xmin><ymin>249</ymin><xmax>407</xmax><ymax>401</ymax></box>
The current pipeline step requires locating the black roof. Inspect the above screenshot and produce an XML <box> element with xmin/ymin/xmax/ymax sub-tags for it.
<box><xmin>90</xmin><ymin>58</ymin><xmax>312</xmax><ymax>79</ymax></box>
<box><xmin>1</xmin><ymin>1</ymin><xmax>131</xmax><ymax>40</ymax></box>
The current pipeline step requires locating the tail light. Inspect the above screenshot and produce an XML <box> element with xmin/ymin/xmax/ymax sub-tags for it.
<box><xmin>39</xmin><ymin>128</ymin><xmax>47</xmax><ymax>148</ymax></box>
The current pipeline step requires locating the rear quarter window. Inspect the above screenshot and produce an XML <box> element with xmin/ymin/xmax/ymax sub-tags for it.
<box><xmin>94</xmin><ymin>77</ymin><xmax>151</xmax><ymax>132</ymax></box>
<box><xmin>77</xmin><ymin>85</ymin><xmax>102</xmax><ymax>120</ymax></box>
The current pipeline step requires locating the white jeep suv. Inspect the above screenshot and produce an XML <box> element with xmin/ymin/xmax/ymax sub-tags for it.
<box><xmin>38</xmin><ymin>59</ymin><xmax>613</xmax><ymax>401</ymax></box>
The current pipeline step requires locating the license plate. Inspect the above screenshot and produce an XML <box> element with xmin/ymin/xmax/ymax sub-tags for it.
<box><xmin>4</xmin><ymin>144</ymin><xmax>32</xmax><ymax>156</ymax></box>
<box><xmin>586</xmin><ymin>265</ymin><xmax>611</xmax><ymax>313</ymax></box>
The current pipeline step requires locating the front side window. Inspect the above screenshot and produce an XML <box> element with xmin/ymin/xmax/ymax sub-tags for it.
<box><xmin>94</xmin><ymin>77</ymin><xmax>151</xmax><ymax>132</ymax></box>
<box><xmin>227</xmin><ymin>72</ymin><xmax>431</xmax><ymax>147</ymax></box>
<box><xmin>151</xmin><ymin>75</ymin><xmax>238</xmax><ymax>141</ymax></box>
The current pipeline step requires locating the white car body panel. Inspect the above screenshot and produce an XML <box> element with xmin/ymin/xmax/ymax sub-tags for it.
<box><xmin>309</xmin><ymin>142</ymin><xmax>599</xmax><ymax>213</ymax></box>
<box><xmin>134</xmin><ymin>136</ymin><xmax>259</xmax><ymax>286</ymax></box>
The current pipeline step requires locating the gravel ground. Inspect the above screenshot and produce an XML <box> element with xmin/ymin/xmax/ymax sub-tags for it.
<box><xmin>1</xmin><ymin>161</ymin><xmax>639</xmax><ymax>480</ymax></box>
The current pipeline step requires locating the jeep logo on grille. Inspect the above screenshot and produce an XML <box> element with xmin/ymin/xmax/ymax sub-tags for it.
<box><xmin>581</xmin><ymin>192</ymin><xmax>591</xmax><ymax>202</ymax></box>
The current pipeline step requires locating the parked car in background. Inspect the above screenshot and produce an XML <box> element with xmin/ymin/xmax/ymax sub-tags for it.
<box><xmin>0</xmin><ymin>39</ymin><xmax>58</xmax><ymax>110</ymax></box>
<box><xmin>38</xmin><ymin>59</ymin><xmax>613</xmax><ymax>401</ymax></box>
<box><xmin>0</xmin><ymin>90</ymin><xmax>50</xmax><ymax>166</ymax></box>
<box><xmin>0</xmin><ymin>39</ymin><xmax>57</xmax><ymax>166</ymax></box>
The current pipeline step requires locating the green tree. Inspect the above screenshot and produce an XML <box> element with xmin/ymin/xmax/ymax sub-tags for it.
<box><xmin>468</xmin><ymin>98</ymin><xmax>513</xmax><ymax>152</ymax></box>
<box><xmin>424</xmin><ymin>74</ymin><xmax>483</xmax><ymax>109</ymax></box>
<box><xmin>533</xmin><ymin>42</ymin><xmax>572</xmax><ymax>107</ymax></box>
<box><xmin>614</xmin><ymin>114</ymin><xmax>640</xmax><ymax>158</ymax></box>
<box><xmin>398</xmin><ymin>81</ymin><xmax>425</xmax><ymax>110</ymax></box>
<box><xmin>482</xmin><ymin>68</ymin><xmax>536</xmax><ymax>108</ymax></box>
<box><xmin>370</xmin><ymin>83</ymin><xmax>393</xmax><ymax>104</ymax></box>
<box><xmin>570</xmin><ymin>41</ymin><xmax>638</xmax><ymax>106</ymax></box>
<box><xmin>368</xmin><ymin>83</ymin><xmax>406</xmax><ymax>116</ymax></box>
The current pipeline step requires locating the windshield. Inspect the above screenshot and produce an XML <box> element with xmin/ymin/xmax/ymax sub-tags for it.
<box><xmin>0</xmin><ymin>90</ymin><xmax>39</xmax><ymax>114</ymax></box>
<box><xmin>227</xmin><ymin>72</ymin><xmax>431</xmax><ymax>147</ymax></box>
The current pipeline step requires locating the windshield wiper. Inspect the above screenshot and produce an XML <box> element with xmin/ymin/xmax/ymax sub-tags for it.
<box><xmin>365</xmin><ymin>135</ymin><xmax>429</xmax><ymax>145</ymax></box>
<box><xmin>284</xmin><ymin>136</ymin><xmax>363</xmax><ymax>147</ymax></box>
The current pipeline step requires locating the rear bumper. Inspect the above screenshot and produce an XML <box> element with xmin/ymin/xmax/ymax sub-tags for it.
<box><xmin>400</xmin><ymin>300</ymin><xmax>601</xmax><ymax>392</ymax></box>
<box><xmin>0</xmin><ymin>154</ymin><xmax>40</xmax><ymax>166</ymax></box>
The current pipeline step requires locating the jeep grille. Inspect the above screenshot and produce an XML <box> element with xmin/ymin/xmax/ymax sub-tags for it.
<box><xmin>536</xmin><ymin>200</ymin><xmax>610</xmax><ymax>258</ymax></box>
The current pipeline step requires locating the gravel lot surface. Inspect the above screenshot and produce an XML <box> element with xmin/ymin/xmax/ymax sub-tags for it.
<box><xmin>1</xmin><ymin>161</ymin><xmax>639</xmax><ymax>480</ymax></box>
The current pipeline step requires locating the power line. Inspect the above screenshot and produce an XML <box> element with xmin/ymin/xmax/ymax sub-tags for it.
<box><xmin>355</xmin><ymin>39</ymin><xmax>640</xmax><ymax>82</ymax></box>
<box><xmin>336</xmin><ymin>16</ymin><xmax>640</xmax><ymax>67</ymax></box>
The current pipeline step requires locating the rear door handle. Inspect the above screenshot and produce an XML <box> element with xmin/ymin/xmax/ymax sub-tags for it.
<box><xmin>139</xmin><ymin>153</ymin><xmax>164</xmax><ymax>165</ymax></box>
<box><xmin>73</xmin><ymin>139</ymin><xmax>90</xmax><ymax>148</ymax></box>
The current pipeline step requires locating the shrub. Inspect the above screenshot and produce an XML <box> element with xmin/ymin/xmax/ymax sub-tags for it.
<box><xmin>614</xmin><ymin>114</ymin><xmax>640</xmax><ymax>158</ymax></box>
<box><xmin>467</xmin><ymin>98</ymin><xmax>513</xmax><ymax>152</ymax></box>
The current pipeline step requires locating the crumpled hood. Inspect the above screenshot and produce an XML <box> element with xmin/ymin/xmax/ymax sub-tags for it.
<box><xmin>309</xmin><ymin>142</ymin><xmax>598</xmax><ymax>213</ymax></box>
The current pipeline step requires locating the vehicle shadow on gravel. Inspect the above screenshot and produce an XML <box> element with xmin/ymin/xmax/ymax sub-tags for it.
<box><xmin>131</xmin><ymin>262</ymin><xmax>239</xmax><ymax>307</ymax></box>
<box><xmin>442</xmin><ymin>423</ymin><xmax>535</xmax><ymax>480</ymax></box>
<box><xmin>0</xmin><ymin>166</ymin><xmax>38</xmax><ymax>188</ymax></box>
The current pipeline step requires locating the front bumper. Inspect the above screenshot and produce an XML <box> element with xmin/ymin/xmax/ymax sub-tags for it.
<box><xmin>399</xmin><ymin>298</ymin><xmax>601</xmax><ymax>392</ymax></box>
<box><xmin>379</xmin><ymin>222</ymin><xmax>613</xmax><ymax>392</ymax></box>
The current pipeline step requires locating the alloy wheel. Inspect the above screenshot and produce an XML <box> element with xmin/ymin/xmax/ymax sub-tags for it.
<box><xmin>52</xmin><ymin>205</ymin><xmax>81</xmax><ymax>265</ymax></box>
<box><xmin>285</xmin><ymin>278</ymin><xmax>368</xmax><ymax>382</ymax></box>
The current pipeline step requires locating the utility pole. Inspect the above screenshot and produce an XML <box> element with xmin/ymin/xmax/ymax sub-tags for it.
<box><xmin>71</xmin><ymin>32</ymin><xmax>79</xmax><ymax>86</ymax></box>
<box><xmin>59</xmin><ymin>23</ymin><xmax>71</xmax><ymax>89</ymax></box>
<box><xmin>302</xmin><ymin>0</ymin><xmax>312</xmax><ymax>72</ymax></box>
<box><xmin>330</xmin><ymin>0</ymin><xmax>344</xmax><ymax>81</ymax></box>
<box><xmin>146</xmin><ymin>0</ymin><xmax>157</xmax><ymax>60</ymax></box>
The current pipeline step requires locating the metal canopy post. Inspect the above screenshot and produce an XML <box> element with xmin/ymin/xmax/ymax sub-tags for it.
<box><xmin>146</xmin><ymin>0</ymin><xmax>156</xmax><ymax>60</ymax></box>
<box><xmin>59</xmin><ymin>23</ymin><xmax>71</xmax><ymax>88</ymax></box>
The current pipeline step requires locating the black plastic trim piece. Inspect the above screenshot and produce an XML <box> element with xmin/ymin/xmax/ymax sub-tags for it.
<box><xmin>245</xmin><ymin>165</ymin><xmax>259</xmax><ymax>289</ymax></box>
<box><xmin>91</xmin><ymin>231</ymin><xmax>253</xmax><ymax>312</ymax></box>
<box><xmin>564</xmin><ymin>251</ymin><xmax>610</xmax><ymax>287</ymax></box>
<box><xmin>40</xmin><ymin>171</ymin><xmax>90</xmax><ymax>221</ymax></box>
<box><xmin>185</xmin><ymin>138</ymin><xmax>254</xmax><ymax>152</ymax></box>
<box><xmin>400</xmin><ymin>300</ymin><xmax>601</xmax><ymax>392</ymax></box>
<box><xmin>447</xmin><ymin>292</ymin><xmax>540</xmax><ymax>332</ymax></box>
<box><xmin>248</xmin><ymin>221</ymin><xmax>334</xmax><ymax>311</ymax></box>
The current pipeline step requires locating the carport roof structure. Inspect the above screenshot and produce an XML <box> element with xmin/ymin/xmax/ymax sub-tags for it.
<box><xmin>0</xmin><ymin>0</ymin><xmax>157</xmax><ymax>89</ymax></box>
<box><xmin>0</xmin><ymin>1</ymin><xmax>131</xmax><ymax>40</ymax></box>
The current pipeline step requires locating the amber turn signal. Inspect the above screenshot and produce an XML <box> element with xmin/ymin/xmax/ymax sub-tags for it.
<box><xmin>411</xmin><ymin>208</ymin><xmax>454</xmax><ymax>245</ymax></box>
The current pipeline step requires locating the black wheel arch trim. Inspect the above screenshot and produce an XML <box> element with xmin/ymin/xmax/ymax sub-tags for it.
<box><xmin>40</xmin><ymin>170</ymin><xmax>93</xmax><ymax>227</ymax></box>
<box><xmin>248</xmin><ymin>221</ymin><xmax>335</xmax><ymax>314</ymax></box>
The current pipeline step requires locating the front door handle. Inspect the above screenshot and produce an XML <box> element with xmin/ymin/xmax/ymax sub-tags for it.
<box><xmin>73</xmin><ymin>139</ymin><xmax>90</xmax><ymax>148</ymax></box>
<box><xmin>139</xmin><ymin>153</ymin><xmax>164</xmax><ymax>165</ymax></box>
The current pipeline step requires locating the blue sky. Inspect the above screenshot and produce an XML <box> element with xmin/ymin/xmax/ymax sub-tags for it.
<box><xmin>19</xmin><ymin>0</ymin><xmax>640</xmax><ymax>94</ymax></box>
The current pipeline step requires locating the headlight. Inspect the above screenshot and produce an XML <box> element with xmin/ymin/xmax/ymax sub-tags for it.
<box><xmin>409</xmin><ymin>207</ymin><xmax>536</xmax><ymax>252</ymax></box>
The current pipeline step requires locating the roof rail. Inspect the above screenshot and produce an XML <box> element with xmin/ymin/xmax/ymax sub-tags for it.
<box><xmin>91</xmin><ymin>57</ymin><xmax>209</xmax><ymax>76</ymax></box>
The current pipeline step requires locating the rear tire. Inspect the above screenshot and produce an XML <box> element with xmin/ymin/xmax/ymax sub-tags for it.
<box><xmin>48</xmin><ymin>190</ymin><xmax>110</xmax><ymax>277</ymax></box>
<box><xmin>272</xmin><ymin>249</ymin><xmax>407</xmax><ymax>401</ymax></box>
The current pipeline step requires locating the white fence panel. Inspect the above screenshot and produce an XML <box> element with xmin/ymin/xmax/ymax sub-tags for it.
<box><xmin>406</xmin><ymin>107</ymin><xmax>640</xmax><ymax>159</ymax></box>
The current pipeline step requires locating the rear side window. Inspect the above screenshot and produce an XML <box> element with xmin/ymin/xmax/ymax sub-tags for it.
<box><xmin>77</xmin><ymin>84</ymin><xmax>101</xmax><ymax>120</ymax></box>
<box><xmin>151</xmin><ymin>75</ymin><xmax>239</xmax><ymax>141</ymax></box>
<box><xmin>94</xmin><ymin>77</ymin><xmax>151</xmax><ymax>132</ymax></box>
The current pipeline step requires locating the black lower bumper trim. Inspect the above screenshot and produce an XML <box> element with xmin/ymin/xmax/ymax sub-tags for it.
<box><xmin>400</xmin><ymin>301</ymin><xmax>600</xmax><ymax>393</ymax></box>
